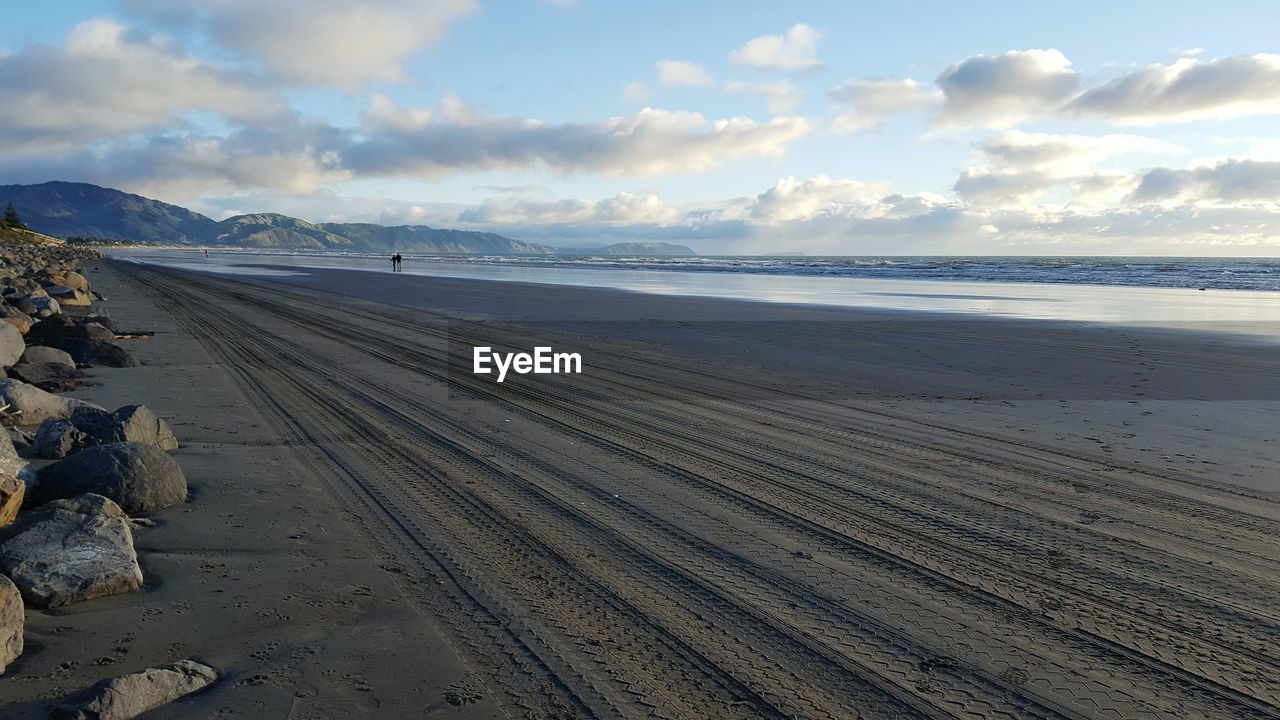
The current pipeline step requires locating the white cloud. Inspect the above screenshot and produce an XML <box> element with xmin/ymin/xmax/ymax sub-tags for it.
<box><xmin>927</xmin><ymin>50</ymin><xmax>1280</xmax><ymax>129</ymax></box>
<box><xmin>1129</xmin><ymin>159</ymin><xmax>1280</xmax><ymax>203</ymax></box>
<box><xmin>122</xmin><ymin>0</ymin><xmax>478</xmax><ymax>88</ymax></box>
<box><xmin>0</xmin><ymin>19</ymin><xmax>282</xmax><ymax>153</ymax></box>
<box><xmin>1068</xmin><ymin>54</ymin><xmax>1280</xmax><ymax>124</ymax></box>
<box><xmin>936</xmin><ymin>49</ymin><xmax>1080</xmax><ymax>127</ymax></box>
<box><xmin>345</xmin><ymin>97</ymin><xmax>812</xmax><ymax>177</ymax></box>
<box><xmin>656</xmin><ymin>60</ymin><xmax>713</xmax><ymax>87</ymax></box>
<box><xmin>0</xmin><ymin>120</ymin><xmax>349</xmax><ymax>200</ymax></box>
<box><xmin>729</xmin><ymin>23</ymin><xmax>821</xmax><ymax>72</ymax></box>
<box><xmin>459</xmin><ymin>192</ymin><xmax>680</xmax><ymax>225</ymax></box>
<box><xmin>740</xmin><ymin>175</ymin><xmax>893</xmax><ymax>222</ymax></box>
<box><xmin>976</xmin><ymin>131</ymin><xmax>1182</xmax><ymax>174</ymax></box>
<box><xmin>724</xmin><ymin>80</ymin><xmax>807</xmax><ymax>114</ymax></box>
<box><xmin>954</xmin><ymin>131</ymin><xmax>1182</xmax><ymax>207</ymax></box>
<box><xmin>827</xmin><ymin>78</ymin><xmax>940</xmax><ymax>133</ymax></box>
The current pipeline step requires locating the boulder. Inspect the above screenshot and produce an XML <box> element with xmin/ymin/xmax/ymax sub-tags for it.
<box><xmin>45</xmin><ymin>285</ymin><xmax>92</xmax><ymax>307</ymax></box>
<box><xmin>7</xmin><ymin>361</ymin><xmax>85</xmax><ymax>389</ymax></box>
<box><xmin>5</xmin><ymin>297</ymin><xmax>33</xmax><ymax>316</ymax></box>
<box><xmin>61</xmin><ymin>271</ymin><xmax>91</xmax><ymax>293</ymax></box>
<box><xmin>31</xmin><ymin>407</ymin><xmax>177</xmax><ymax>459</ymax></box>
<box><xmin>18</xmin><ymin>345</ymin><xmax>75</xmax><ymax>368</ymax></box>
<box><xmin>0</xmin><ymin>426</ymin><xmax>30</xmax><ymax>485</ymax></box>
<box><xmin>32</xmin><ymin>419</ymin><xmax>88</xmax><ymax>459</ymax></box>
<box><xmin>7</xmin><ymin>427</ymin><xmax>32</xmax><ymax>454</ymax></box>
<box><xmin>0</xmin><ymin>322</ymin><xmax>22</xmax><ymax>368</ymax></box>
<box><xmin>81</xmin><ymin>314</ymin><xmax>117</xmax><ymax>333</ymax></box>
<box><xmin>0</xmin><ymin>426</ymin><xmax>31</xmax><ymax>525</ymax></box>
<box><xmin>82</xmin><ymin>406</ymin><xmax>179</xmax><ymax>451</ymax></box>
<box><xmin>29</xmin><ymin>296</ymin><xmax>61</xmax><ymax>318</ymax></box>
<box><xmin>0</xmin><ymin>475</ymin><xmax>23</xmax><ymax>527</ymax></box>
<box><xmin>51</xmin><ymin>659</ymin><xmax>217</xmax><ymax>720</ymax></box>
<box><xmin>26</xmin><ymin>317</ymin><xmax>116</xmax><ymax>348</ymax></box>
<box><xmin>41</xmin><ymin>493</ymin><xmax>127</xmax><ymax>519</ymax></box>
<box><xmin>0</xmin><ymin>306</ymin><xmax>32</xmax><ymax>335</ymax></box>
<box><xmin>34</xmin><ymin>442</ymin><xmax>187</xmax><ymax>513</ymax></box>
<box><xmin>0</xmin><ymin>574</ymin><xmax>20</xmax><ymax>674</ymax></box>
<box><xmin>0</xmin><ymin>379</ymin><xmax>103</xmax><ymax>426</ymax></box>
<box><xmin>61</xmin><ymin>339</ymin><xmax>139</xmax><ymax>368</ymax></box>
<box><xmin>0</xmin><ymin>500</ymin><xmax>143</xmax><ymax>608</ymax></box>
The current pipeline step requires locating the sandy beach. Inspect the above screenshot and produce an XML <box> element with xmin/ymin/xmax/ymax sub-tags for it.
<box><xmin>2</xmin><ymin>259</ymin><xmax>1278</xmax><ymax>719</ymax></box>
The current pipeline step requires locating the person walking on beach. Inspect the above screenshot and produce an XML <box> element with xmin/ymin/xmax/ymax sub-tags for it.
<box><xmin>391</xmin><ymin>253</ymin><xmax>402</xmax><ymax>271</ymax></box>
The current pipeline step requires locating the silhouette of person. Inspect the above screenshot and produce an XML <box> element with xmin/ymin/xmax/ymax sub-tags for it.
<box><xmin>391</xmin><ymin>254</ymin><xmax>399</xmax><ymax>271</ymax></box>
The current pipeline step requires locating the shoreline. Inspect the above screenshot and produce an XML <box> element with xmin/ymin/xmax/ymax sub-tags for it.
<box><xmin>109</xmin><ymin>250</ymin><xmax>1280</xmax><ymax>334</ymax></box>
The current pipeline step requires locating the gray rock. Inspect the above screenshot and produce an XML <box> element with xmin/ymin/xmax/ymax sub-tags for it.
<box><xmin>7</xmin><ymin>362</ymin><xmax>85</xmax><ymax>388</ymax></box>
<box><xmin>52</xmin><ymin>659</ymin><xmax>217</xmax><ymax>720</ymax></box>
<box><xmin>0</xmin><ymin>427</ymin><xmax>31</xmax><ymax>524</ymax></box>
<box><xmin>0</xmin><ymin>321</ymin><xmax>23</xmax><ymax>367</ymax></box>
<box><xmin>19</xmin><ymin>345</ymin><xmax>75</xmax><ymax>368</ymax></box>
<box><xmin>61</xmin><ymin>339</ymin><xmax>138</xmax><ymax>368</ymax></box>
<box><xmin>31</xmin><ymin>406</ymin><xmax>178</xmax><ymax>459</ymax></box>
<box><xmin>34</xmin><ymin>442</ymin><xmax>187</xmax><ymax>513</ymax></box>
<box><xmin>29</xmin><ymin>296</ymin><xmax>61</xmax><ymax>318</ymax></box>
<box><xmin>0</xmin><ymin>306</ymin><xmax>32</xmax><ymax>336</ymax></box>
<box><xmin>40</xmin><ymin>493</ymin><xmax>127</xmax><ymax>519</ymax></box>
<box><xmin>31</xmin><ymin>418</ymin><xmax>88</xmax><ymax>459</ymax></box>
<box><xmin>79</xmin><ymin>406</ymin><xmax>179</xmax><ymax>451</ymax></box>
<box><xmin>0</xmin><ymin>505</ymin><xmax>143</xmax><ymax>608</ymax></box>
<box><xmin>0</xmin><ymin>573</ymin><xmax>20</xmax><ymax>674</ymax></box>
<box><xmin>7</xmin><ymin>427</ymin><xmax>32</xmax><ymax>453</ymax></box>
<box><xmin>44</xmin><ymin>285</ymin><xmax>92</xmax><ymax>307</ymax></box>
<box><xmin>0</xmin><ymin>378</ymin><xmax>103</xmax><ymax>426</ymax></box>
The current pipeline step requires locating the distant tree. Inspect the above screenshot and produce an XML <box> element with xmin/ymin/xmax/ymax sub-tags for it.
<box><xmin>2</xmin><ymin>203</ymin><xmax>28</xmax><ymax>231</ymax></box>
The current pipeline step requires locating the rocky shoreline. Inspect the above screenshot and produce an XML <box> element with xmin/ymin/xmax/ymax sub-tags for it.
<box><xmin>0</xmin><ymin>245</ymin><xmax>214</xmax><ymax>718</ymax></box>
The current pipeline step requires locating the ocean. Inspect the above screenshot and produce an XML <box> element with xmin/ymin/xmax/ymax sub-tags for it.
<box><xmin>384</xmin><ymin>255</ymin><xmax>1280</xmax><ymax>292</ymax></box>
<box><xmin>111</xmin><ymin>249</ymin><xmax>1280</xmax><ymax>333</ymax></box>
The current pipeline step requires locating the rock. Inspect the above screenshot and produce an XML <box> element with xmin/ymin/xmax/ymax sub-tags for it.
<box><xmin>81</xmin><ymin>314</ymin><xmax>117</xmax><ymax>333</ymax></box>
<box><xmin>0</xmin><ymin>574</ymin><xmax>21</xmax><ymax>674</ymax></box>
<box><xmin>0</xmin><ymin>322</ymin><xmax>22</xmax><ymax>368</ymax></box>
<box><xmin>29</xmin><ymin>296</ymin><xmax>61</xmax><ymax>318</ymax></box>
<box><xmin>0</xmin><ymin>306</ymin><xmax>32</xmax><ymax>335</ymax></box>
<box><xmin>31</xmin><ymin>419</ymin><xmax>88</xmax><ymax>459</ymax></box>
<box><xmin>7</xmin><ymin>427</ymin><xmax>32</xmax><ymax>453</ymax></box>
<box><xmin>0</xmin><ymin>427</ymin><xmax>31</xmax><ymax>525</ymax></box>
<box><xmin>40</xmin><ymin>493</ymin><xmax>127</xmax><ymax>519</ymax></box>
<box><xmin>76</xmin><ymin>406</ymin><xmax>179</xmax><ymax>451</ymax></box>
<box><xmin>51</xmin><ymin>659</ymin><xmax>217</xmax><ymax>720</ymax></box>
<box><xmin>26</xmin><ymin>317</ymin><xmax>116</xmax><ymax>348</ymax></box>
<box><xmin>33</xmin><ymin>442</ymin><xmax>187</xmax><ymax>513</ymax></box>
<box><xmin>0</xmin><ymin>503</ymin><xmax>143</xmax><ymax>608</ymax></box>
<box><xmin>45</xmin><ymin>285</ymin><xmax>93</xmax><ymax>307</ymax></box>
<box><xmin>30</xmin><ymin>406</ymin><xmax>177</xmax><ymax>459</ymax></box>
<box><xmin>61</xmin><ymin>271</ymin><xmax>91</xmax><ymax>293</ymax></box>
<box><xmin>8</xmin><ymin>362</ymin><xmax>86</xmax><ymax>388</ymax></box>
<box><xmin>61</xmin><ymin>339</ymin><xmax>138</xmax><ymax>368</ymax></box>
<box><xmin>0</xmin><ymin>426</ymin><xmax>30</xmax><ymax>482</ymax></box>
<box><xmin>0</xmin><ymin>379</ymin><xmax>103</xmax><ymax>426</ymax></box>
<box><xmin>19</xmin><ymin>345</ymin><xmax>75</xmax><ymax>368</ymax></box>
<box><xmin>0</xmin><ymin>475</ymin><xmax>23</xmax><ymax>527</ymax></box>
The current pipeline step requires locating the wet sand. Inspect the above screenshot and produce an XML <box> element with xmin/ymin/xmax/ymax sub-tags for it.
<box><xmin>4</xmin><ymin>259</ymin><xmax>1278</xmax><ymax>718</ymax></box>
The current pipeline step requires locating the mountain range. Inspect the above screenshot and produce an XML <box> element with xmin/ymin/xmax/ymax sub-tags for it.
<box><xmin>0</xmin><ymin>182</ymin><xmax>695</xmax><ymax>256</ymax></box>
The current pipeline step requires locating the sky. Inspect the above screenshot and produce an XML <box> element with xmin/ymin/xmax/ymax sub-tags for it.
<box><xmin>3</xmin><ymin>1</ymin><xmax>1280</xmax><ymax>255</ymax></box>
